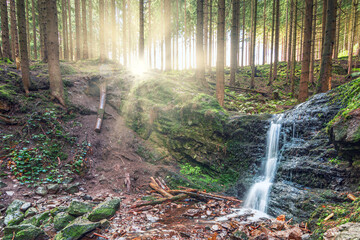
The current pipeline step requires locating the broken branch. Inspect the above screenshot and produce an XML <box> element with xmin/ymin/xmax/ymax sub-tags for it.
<box><xmin>131</xmin><ymin>194</ymin><xmax>188</xmax><ymax>208</ymax></box>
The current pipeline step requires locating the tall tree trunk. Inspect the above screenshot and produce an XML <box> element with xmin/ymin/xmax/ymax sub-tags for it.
<box><xmin>273</xmin><ymin>0</ymin><xmax>280</xmax><ymax>80</ymax></box>
<box><xmin>269</xmin><ymin>0</ymin><xmax>276</xmax><ymax>85</ymax></box>
<box><xmin>241</xmin><ymin>0</ymin><xmax>245</xmax><ymax>67</ymax></box>
<box><xmin>109</xmin><ymin>0</ymin><xmax>115</xmax><ymax>60</ymax></box>
<box><xmin>263</xmin><ymin>0</ymin><xmax>267</xmax><ymax>65</ymax></box>
<box><xmin>39</xmin><ymin>0</ymin><xmax>47</xmax><ymax>62</ymax></box>
<box><xmin>62</xmin><ymin>0</ymin><xmax>68</xmax><ymax>60</ymax></box>
<box><xmin>99</xmin><ymin>0</ymin><xmax>105</xmax><ymax>62</ymax></box>
<box><xmin>75</xmin><ymin>0</ymin><xmax>80</xmax><ymax>60</ymax></box>
<box><xmin>309</xmin><ymin>0</ymin><xmax>317</xmax><ymax>84</ymax></box>
<box><xmin>1</xmin><ymin>0</ymin><xmax>11</xmax><ymax>59</ymax></box>
<box><xmin>230</xmin><ymin>0</ymin><xmax>240</xmax><ymax>86</ymax></box>
<box><xmin>334</xmin><ymin>0</ymin><xmax>341</xmax><ymax>59</ymax></box>
<box><xmin>176</xmin><ymin>0</ymin><xmax>179</xmax><ymax>69</ymax></box>
<box><xmin>184</xmin><ymin>0</ymin><xmax>187</xmax><ymax>69</ymax></box>
<box><xmin>16</xmin><ymin>0</ymin><xmax>30</xmax><ymax>95</ymax></box>
<box><xmin>208</xmin><ymin>0</ymin><xmax>213</xmax><ymax>71</ymax></box>
<box><xmin>148</xmin><ymin>0</ymin><xmax>152</xmax><ymax>67</ymax></box>
<box><xmin>318</xmin><ymin>0</ymin><xmax>337</xmax><ymax>93</ymax></box>
<box><xmin>286</xmin><ymin>0</ymin><xmax>294</xmax><ymax>83</ymax></box>
<box><xmin>321</xmin><ymin>0</ymin><xmax>327</xmax><ymax>56</ymax></box>
<box><xmin>139</xmin><ymin>0</ymin><xmax>144</xmax><ymax>61</ymax></box>
<box><xmin>299</xmin><ymin>0</ymin><xmax>313</xmax><ymax>102</ymax></box>
<box><xmin>45</xmin><ymin>0</ymin><xmax>65</xmax><ymax>106</ymax></box>
<box><xmin>203</xmin><ymin>0</ymin><xmax>208</xmax><ymax>69</ymax></box>
<box><xmin>216</xmin><ymin>0</ymin><xmax>225</xmax><ymax>106</ymax></box>
<box><xmin>164</xmin><ymin>0</ymin><xmax>171</xmax><ymax>71</ymax></box>
<box><xmin>82</xmin><ymin>0</ymin><xmax>88</xmax><ymax>59</ymax></box>
<box><xmin>196</xmin><ymin>0</ymin><xmax>205</xmax><ymax>84</ymax></box>
<box><xmin>250</xmin><ymin>0</ymin><xmax>257</xmax><ymax>89</ymax></box>
<box><xmin>26</xmin><ymin>0</ymin><xmax>30</xmax><ymax>59</ymax></box>
<box><xmin>68</xmin><ymin>0</ymin><xmax>73</xmax><ymax>61</ymax></box>
<box><xmin>122</xmin><ymin>0</ymin><xmax>127</xmax><ymax>65</ymax></box>
<box><xmin>10</xmin><ymin>0</ymin><xmax>19</xmax><ymax>67</ymax></box>
<box><xmin>31</xmin><ymin>0</ymin><xmax>37</xmax><ymax>59</ymax></box>
<box><xmin>347</xmin><ymin>0</ymin><xmax>358</xmax><ymax>74</ymax></box>
<box><xmin>128</xmin><ymin>0</ymin><xmax>131</xmax><ymax>64</ymax></box>
<box><xmin>284</xmin><ymin>0</ymin><xmax>289</xmax><ymax>62</ymax></box>
<box><xmin>88</xmin><ymin>0</ymin><xmax>93</xmax><ymax>58</ymax></box>
<box><xmin>290</xmin><ymin>0</ymin><xmax>297</xmax><ymax>95</ymax></box>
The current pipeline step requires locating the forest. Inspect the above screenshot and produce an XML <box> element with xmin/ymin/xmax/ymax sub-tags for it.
<box><xmin>0</xmin><ymin>0</ymin><xmax>360</xmax><ymax>239</ymax></box>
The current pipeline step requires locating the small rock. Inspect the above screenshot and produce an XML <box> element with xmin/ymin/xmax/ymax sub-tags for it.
<box><xmin>20</xmin><ymin>202</ymin><xmax>32</xmax><ymax>212</ymax></box>
<box><xmin>47</xmin><ymin>184</ymin><xmax>60</xmax><ymax>194</ymax></box>
<box><xmin>211</xmin><ymin>224</ymin><xmax>220</xmax><ymax>231</ymax></box>
<box><xmin>35</xmin><ymin>186</ymin><xmax>48</xmax><ymax>196</ymax></box>
<box><xmin>6</xmin><ymin>191</ymin><xmax>14</xmax><ymax>196</ymax></box>
<box><xmin>54</xmin><ymin>217</ymin><xmax>100</xmax><ymax>240</ymax></box>
<box><xmin>64</xmin><ymin>183</ymin><xmax>80</xmax><ymax>194</ymax></box>
<box><xmin>99</xmin><ymin>219</ymin><xmax>110</xmax><ymax>229</ymax></box>
<box><xmin>87</xmin><ymin>198</ymin><xmax>121</xmax><ymax>222</ymax></box>
<box><xmin>25</xmin><ymin>207</ymin><xmax>38</xmax><ymax>218</ymax></box>
<box><xmin>4</xmin><ymin>210</ymin><xmax>24</xmax><ymax>226</ymax></box>
<box><xmin>3</xmin><ymin>224</ymin><xmax>47</xmax><ymax>240</ymax></box>
<box><xmin>53</xmin><ymin>212</ymin><xmax>76</xmax><ymax>231</ymax></box>
<box><xmin>0</xmin><ymin>180</ymin><xmax>7</xmax><ymax>188</ymax></box>
<box><xmin>81</xmin><ymin>194</ymin><xmax>93</xmax><ymax>201</ymax></box>
<box><xmin>68</xmin><ymin>201</ymin><xmax>93</xmax><ymax>217</ymax></box>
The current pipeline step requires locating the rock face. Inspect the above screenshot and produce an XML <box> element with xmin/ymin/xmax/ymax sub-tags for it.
<box><xmin>324</xmin><ymin>222</ymin><xmax>360</xmax><ymax>240</ymax></box>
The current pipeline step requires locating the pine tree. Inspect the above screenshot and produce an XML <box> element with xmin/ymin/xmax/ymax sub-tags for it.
<box><xmin>164</xmin><ymin>0</ymin><xmax>171</xmax><ymax>71</ymax></box>
<box><xmin>230</xmin><ymin>0</ymin><xmax>240</xmax><ymax>86</ymax></box>
<box><xmin>216</xmin><ymin>0</ymin><xmax>225</xmax><ymax>106</ymax></box>
<box><xmin>82</xmin><ymin>0</ymin><xmax>88</xmax><ymax>59</ymax></box>
<box><xmin>1</xmin><ymin>0</ymin><xmax>11</xmax><ymax>59</ymax></box>
<box><xmin>139</xmin><ymin>0</ymin><xmax>144</xmax><ymax>61</ymax></box>
<box><xmin>196</xmin><ymin>0</ymin><xmax>205</xmax><ymax>83</ymax></box>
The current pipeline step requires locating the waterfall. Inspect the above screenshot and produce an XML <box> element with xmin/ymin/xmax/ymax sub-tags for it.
<box><xmin>244</xmin><ymin>115</ymin><xmax>283</xmax><ymax>212</ymax></box>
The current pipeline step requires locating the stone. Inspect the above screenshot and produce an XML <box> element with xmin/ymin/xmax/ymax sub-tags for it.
<box><xmin>68</xmin><ymin>201</ymin><xmax>93</xmax><ymax>217</ymax></box>
<box><xmin>5</xmin><ymin>200</ymin><xmax>26</xmax><ymax>226</ymax></box>
<box><xmin>87</xmin><ymin>198</ymin><xmax>121</xmax><ymax>222</ymax></box>
<box><xmin>324</xmin><ymin>222</ymin><xmax>360</xmax><ymax>240</ymax></box>
<box><xmin>50</xmin><ymin>206</ymin><xmax>68</xmax><ymax>216</ymax></box>
<box><xmin>35</xmin><ymin>186</ymin><xmax>48</xmax><ymax>196</ymax></box>
<box><xmin>0</xmin><ymin>180</ymin><xmax>7</xmax><ymax>188</ymax></box>
<box><xmin>3</xmin><ymin>224</ymin><xmax>47</xmax><ymax>240</ymax></box>
<box><xmin>6</xmin><ymin>191</ymin><xmax>14</xmax><ymax>196</ymax></box>
<box><xmin>54</xmin><ymin>217</ymin><xmax>100</xmax><ymax>240</ymax></box>
<box><xmin>64</xmin><ymin>183</ymin><xmax>80</xmax><ymax>194</ymax></box>
<box><xmin>99</xmin><ymin>219</ymin><xmax>110</xmax><ymax>229</ymax></box>
<box><xmin>81</xmin><ymin>194</ymin><xmax>93</xmax><ymax>201</ymax></box>
<box><xmin>53</xmin><ymin>212</ymin><xmax>76</xmax><ymax>231</ymax></box>
<box><xmin>20</xmin><ymin>202</ymin><xmax>32</xmax><ymax>212</ymax></box>
<box><xmin>47</xmin><ymin>184</ymin><xmax>60</xmax><ymax>194</ymax></box>
<box><xmin>25</xmin><ymin>207</ymin><xmax>38</xmax><ymax>218</ymax></box>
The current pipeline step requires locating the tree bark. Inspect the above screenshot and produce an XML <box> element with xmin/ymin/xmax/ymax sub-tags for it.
<box><xmin>68</xmin><ymin>0</ymin><xmax>73</xmax><ymax>61</ymax></box>
<box><xmin>269</xmin><ymin>0</ymin><xmax>276</xmax><ymax>85</ymax></box>
<box><xmin>318</xmin><ymin>0</ymin><xmax>337</xmax><ymax>93</ymax></box>
<box><xmin>208</xmin><ymin>0</ymin><xmax>213</xmax><ymax>71</ymax></box>
<box><xmin>88</xmin><ymin>0</ymin><xmax>93</xmax><ymax>58</ymax></box>
<box><xmin>1</xmin><ymin>0</ymin><xmax>11</xmax><ymax>59</ymax></box>
<box><xmin>45</xmin><ymin>0</ymin><xmax>65</xmax><ymax>106</ymax></box>
<box><xmin>290</xmin><ymin>0</ymin><xmax>297</xmax><ymax>95</ymax></box>
<box><xmin>321</xmin><ymin>0</ymin><xmax>328</xmax><ymax>56</ymax></box>
<box><xmin>250</xmin><ymin>0</ymin><xmax>257</xmax><ymax>89</ymax></box>
<box><xmin>38</xmin><ymin>0</ymin><xmax>47</xmax><ymax>62</ymax></box>
<box><xmin>299</xmin><ymin>0</ymin><xmax>313</xmax><ymax>102</ymax></box>
<box><xmin>230</xmin><ymin>0</ymin><xmax>240</xmax><ymax>86</ymax></box>
<box><xmin>241</xmin><ymin>0</ymin><xmax>245</xmax><ymax>67</ymax></box>
<box><xmin>99</xmin><ymin>0</ymin><xmax>105</xmax><ymax>62</ymax></box>
<box><xmin>10</xmin><ymin>0</ymin><xmax>19</xmax><ymax>67</ymax></box>
<box><xmin>75</xmin><ymin>0</ymin><xmax>80</xmax><ymax>60</ymax></box>
<box><xmin>347</xmin><ymin>0</ymin><xmax>358</xmax><ymax>74</ymax></box>
<box><xmin>26</xmin><ymin>0</ymin><xmax>30</xmax><ymax>59</ymax></box>
<box><xmin>309</xmin><ymin>0</ymin><xmax>317</xmax><ymax>84</ymax></box>
<box><xmin>263</xmin><ymin>0</ymin><xmax>267</xmax><ymax>65</ymax></box>
<box><xmin>139</xmin><ymin>0</ymin><xmax>144</xmax><ymax>61</ymax></box>
<box><xmin>203</xmin><ymin>0</ymin><xmax>208</xmax><ymax>69</ymax></box>
<box><xmin>216</xmin><ymin>0</ymin><xmax>225</xmax><ymax>106</ymax></box>
<box><xmin>273</xmin><ymin>0</ymin><xmax>280</xmax><ymax>80</ymax></box>
<box><xmin>286</xmin><ymin>0</ymin><xmax>294</xmax><ymax>83</ymax></box>
<box><xmin>164</xmin><ymin>0</ymin><xmax>171</xmax><ymax>71</ymax></box>
<box><xmin>16</xmin><ymin>0</ymin><xmax>30</xmax><ymax>95</ymax></box>
<box><xmin>81</xmin><ymin>0</ymin><xmax>88</xmax><ymax>59</ymax></box>
<box><xmin>122</xmin><ymin>0</ymin><xmax>127</xmax><ymax>65</ymax></box>
<box><xmin>62</xmin><ymin>0</ymin><xmax>68</xmax><ymax>60</ymax></box>
<box><xmin>31</xmin><ymin>0</ymin><xmax>37</xmax><ymax>59</ymax></box>
<box><xmin>196</xmin><ymin>0</ymin><xmax>206</xmax><ymax>84</ymax></box>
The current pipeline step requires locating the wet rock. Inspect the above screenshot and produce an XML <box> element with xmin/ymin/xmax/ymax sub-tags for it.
<box><xmin>3</xmin><ymin>224</ymin><xmax>48</xmax><ymax>240</ymax></box>
<box><xmin>47</xmin><ymin>184</ymin><xmax>60</xmax><ymax>194</ymax></box>
<box><xmin>53</xmin><ymin>212</ymin><xmax>76</xmax><ymax>231</ymax></box>
<box><xmin>20</xmin><ymin>202</ymin><xmax>32</xmax><ymax>212</ymax></box>
<box><xmin>64</xmin><ymin>183</ymin><xmax>80</xmax><ymax>194</ymax></box>
<box><xmin>5</xmin><ymin>200</ymin><xmax>26</xmax><ymax>226</ymax></box>
<box><xmin>324</xmin><ymin>222</ymin><xmax>360</xmax><ymax>240</ymax></box>
<box><xmin>25</xmin><ymin>207</ymin><xmax>38</xmax><ymax>218</ymax></box>
<box><xmin>35</xmin><ymin>186</ymin><xmax>48</xmax><ymax>196</ymax></box>
<box><xmin>68</xmin><ymin>201</ymin><xmax>93</xmax><ymax>217</ymax></box>
<box><xmin>54</xmin><ymin>217</ymin><xmax>100</xmax><ymax>240</ymax></box>
<box><xmin>87</xmin><ymin>198</ymin><xmax>121</xmax><ymax>222</ymax></box>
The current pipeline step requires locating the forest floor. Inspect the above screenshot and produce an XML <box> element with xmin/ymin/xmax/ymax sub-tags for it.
<box><xmin>0</xmin><ymin>58</ymin><xmax>355</xmax><ymax>239</ymax></box>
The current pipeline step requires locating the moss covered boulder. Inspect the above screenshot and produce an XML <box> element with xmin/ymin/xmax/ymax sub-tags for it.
<box><xmin>87</xmin><ymin>198</ymin><xmax>121</xmax><ymax>222</ymax></box>
<box><xmin>54</xmin><ymin>217</ymin><xmax>100</xmax><ymax>240</ymax></box>
<box><xmin>54</xmin><ymin>212</ymin><xmax>76</xmax><ymax>231</ymax></box>
<box><xmin>67</xmin><ymin>201</ymin><xmax>93</xmax><ymax>217</ymax></box>
<box><xmin>4</xmin><ymin>200</ymin><xmax>26</xmax><ymax>226</ymax></box>
<box><xmin>3</xmin><ymin>224</ymin><xmax>47</xmax><ymax>240</ymax></box>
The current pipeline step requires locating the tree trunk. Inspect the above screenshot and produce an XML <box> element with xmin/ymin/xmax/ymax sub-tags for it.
<box><xmin>230</xmin><ymin>0</ymin><xmax>240</xmax><ymax>86</ymax></box>
<box><xmin>263</xmin><ymin>0</ymin><xmax>267</xmax><ymax>65</ymax></box>
<box><xmin>68</xmin><ymin>0</ymin><xmax>73</xmax><ymax>61</ymax></box>
<box><xmin>176</xmin><ymin>0</ymin><xmax>179</xmax><ymax>69</ymax></box>
<box><xmin>139</xmin><ymin>0</ymin><xmax>144</xmax><ymax>61</ymax></box>
<box><xmin>148</xmin><ymin>0</ymin><xmax>152</xmax><ymax>67</ymax></box>
<box><xmin>273</xmin><ymin>0</ymin><xmax>280</xmax><ymax>81</ymax></box>
<box><xmin>208</xmin><ymin>0</ymin><xmax>213</xmax><ymax>71</ymax></box>
<box><xmin>203</xmin><ymin>0</ymin><xmax>208</xmax><ymax>69</ymax></box>
<box><xmin>318</xmin><ymin>0</ymin><xmax>337</xmax><ymax>93</ymax></box>
<box><xmin>38</xmin><ymin>0</ymin><xmax>47</xmax><ymax>62</ymax></box>
<box><xmin>1</xmin><ymin>0</ymin><xmax>11</xmax><ymax>59</ymax></box>
<box><xmin>127</xmin><ymin>0</ymin><xmax>131</xmax><ymax>64</ymax></box>
<box><xmin>75</xmin><ymin>0</ymin><xmax>80</xmax><ymax>60</ymax></box>
<box><xmin>321</xmin><ymin>0</ymin><xmax>328</xmax><ymax>56</ymax></box>
<box><xmin>164</xmin><ymin>0</ymin><xmax>171</xmax><ymax>71</ymax></box>
<box><xmin>88</xmin><ymin>0</ymin><xmax>93</xmax><ymax>58</ymax></box>
<box><xmin>309</xmin><ymin>0</ymin><xmax>317</xmax><ymax>84</ymax></box>
<box><xmin>299</xmin><ymin>0</ymin><xmax>313</xmax><ymax>102</ymax></box>
<box><xmin>10</xmin><ymin>0</ymin><xmax>19</xmax><ymax>67</ymax></box>
<box><xmin>284</xmin><ymin>0</ymin><xmax>288</xmax><ymax>62</ymax></box>
<box><xmin>250</xmin><ymin>0</ymin><xmax>257</xmax><ymax>89</ymax></box>
<box><xmin>122</xmin><ymin>0</ymin><xmax>127</xmax><ymax>65</ymax></box>
<box><xmin>216</xmin><ymin>0</ymin><xmax>225</xmax><ymax>106</ymax></box>
<box><xmin>269</xmin><ymin>0</ymin><xmax>276</xmax><ymax>85</ymax></box>
<box><xmin>290</xmin><ymin>0</ymin><xmax>297</xmax><ymax>95</ymax></box>
<box><xmin>196</xmin><ymin>0</ymin><xmax>206</xmax><ymax>84</ymax></box>
<box><xmin>26</xmin><ymin>0</ymin><xmax>30</xmax><ymax>59</ymax></box>
<box><xmin>99</xmin><ymin>0</ymin><xmax>105</xmax><ymax>62</ymax></box>
<box><xmin>81</xmin><ymin>0</ymin><xmax>88</xmax><ymax>59</ymax></box>
<box><xmin>184</xmin><ymin>0</ymin><xmax>187</xmax><ymax>69</ymax></box>
<box><xmin>31</xmin><ymin>0</ymin><xmax>37</xmax><ymax>59</ymax></box>
<box><xmin>241</xmin><ymin>0</ymin><xmax>245</xmax><ymax>67</ymax></box>
<box><xmin>16</xmin><ymin>0</ymin><xmax>30</xmax><ymax>95</ymax></box>
<box><xmin>45</xmin><ymin>0</ymin><xmax>65</xmax><ymax>106</ymax></box>
<box><xmin>334</xmin><ymin>0</ymin><xmax>341</xmax><ymax>59</ymax></box>
<box><xmin>62</xmin><ymin>0</ymin><xmax>68</xmax><ymax>60</ymax></box>
<box><xmin>347</xmin><ymin>0</ymin><xmax>358</xmax><ymax>74</ymax></box>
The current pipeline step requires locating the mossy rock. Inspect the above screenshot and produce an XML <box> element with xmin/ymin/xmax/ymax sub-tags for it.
<box><xmin>5</xmin><ymin>210</ymin><xmax>25</xmax><ymax>226</ymax></box>
<box><xmin>54</xmin><ymin>217</ymin><xmax>100</xmax><ymax>240</ymax></box>
<box><xmin>67</xmin><ymin>201</ymin><xmax>93</xmax><ymax>217</ymax></box>
<box><xmin>3</xmin><ymin>224</ymin><xmax>47</xmax><ymax>240</ymax></box>
<box><xmin>54</xmin><ymin>212</ymin><xmax>76</xmax><ymax>231</ymax></box>
<box><xmin>50</xmin><ymin>206</ymin><xmax>68</xmax><ymax>217</ymax></box>
<box><xmin>6</xmin><ymin>200</ymin><xmax>26</xmax><ymax>214</ymax></box>
<box><xmin>87</xmin><ymin>198</ymin><xmax>121</xmax><ymax>222</ymax></box>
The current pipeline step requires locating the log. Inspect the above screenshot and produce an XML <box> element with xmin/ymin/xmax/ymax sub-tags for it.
<box><xmin>208</xmin><ymin>82</ymin><xmax>268</xmax><ymax>96</ymax></box>
<box><xmin>131</xmin><ymin>194</ymin><xmax>188</xmax><ymax>208</ymax></box>
<box><xmin>149</xmin><ymin>181</ymin><xmax>173</xmax><ymax>198</ymax></box>
<box><xmin>168</xmin><ymin>189</ymin><xmax>242</xmax><ymax>203</ymax></box>
<box><xmin>95</xmin><ymin>82</ymin><xmax>107</xmax><ymax>133</ymax></box>
<box><xmin>347</xmin><ymin>193</ymin><xmax>357</xmax><ymax>201</ymax></box>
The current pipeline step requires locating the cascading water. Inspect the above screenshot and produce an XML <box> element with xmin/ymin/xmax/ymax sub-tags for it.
<box><xmin>244</xmin><ymin>115</ymin><xmax>283</xmax><ymax>212</ymax></box>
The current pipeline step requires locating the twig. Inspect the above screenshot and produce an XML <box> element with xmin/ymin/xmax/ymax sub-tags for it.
<box><xmin>93</xmin><ymin>233</ymin><xmax>109</xmax><ymax>239</ymax></box>
<box><xmin>131</xmin><ymin>194</ymin><xmax>188</xmax><ymax>208</ymax></box>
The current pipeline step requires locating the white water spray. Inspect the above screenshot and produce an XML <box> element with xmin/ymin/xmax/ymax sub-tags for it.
<box><xmin>244</xmin><ymin>115</ymin><xmax>283</xmax><ymax>212</ymax></box>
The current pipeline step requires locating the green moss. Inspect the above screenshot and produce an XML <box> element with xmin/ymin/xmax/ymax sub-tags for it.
<box><xmin>0</xmin><ymin>84</ymin><xmax>17</xmax><ymax>102</ymax></box>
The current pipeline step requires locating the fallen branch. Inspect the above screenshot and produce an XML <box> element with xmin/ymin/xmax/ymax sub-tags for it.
<box><xmin>168</xmin><ymin>189</ymin><xmax>242</xmax><ymax>203</ymax></box>
<box><xmin>131</xmin><ymin>194</ymin><xmax>188</xmax><ymax>208</ymax></box>
<box><xmin>208</xmin><ymin>82</ymin><xmax>268</xmax><ymax>96</ymax></box>
<box><xmin>95</xmin><ymin>81</ymin><xmax>107</xmax><ymax>133</ymax></box>
<box><xmin>0</xmin><ymin>114</ymin><xmax>17</xmax><ymax>125</ymax></box>
<box><xmin>93</xmin><ymin>233</ymin><xmax>109</xmax><ymax>239</ymax></box>
<box><xmin>150</xmin><ymin>177</ymin><xmax>173</xmax><ymax>198</ymax></box>
<box><xmin>347</xmin><ymin>193</ymin><xmax>357</xmax><ymax>201</ymax></box>
<box><xmin>324</xmin><ymin>213</ymin><xmax>334</xmax><ymax>222</ymax></box>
